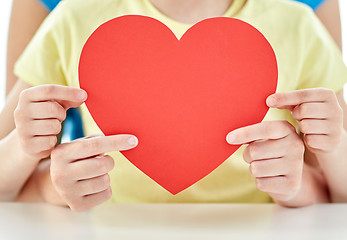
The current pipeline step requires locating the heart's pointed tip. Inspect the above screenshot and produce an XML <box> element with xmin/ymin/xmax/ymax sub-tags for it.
<box><xmin>166</xmin><ymin>188</ymin><xmax>184</xmax><ymax>195</ymax></box>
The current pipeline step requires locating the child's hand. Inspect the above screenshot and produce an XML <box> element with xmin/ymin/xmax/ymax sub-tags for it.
<box><xmin>14</xmin><ymin>85</ymin><xmax>87</xmax><ymax>161</ymax></box>
<box><xmin>50</xmin><ymin>135</ymin><xmax>138</xmax><ymax>212</ymax></box>
<box><xmin>226</xmin><ymin>121</ymin><xmax>305</xmax><ymax>202</ymax></box>
<box><xmin>267</xmin><ymin>88</ymin><xmax>344</xmax><ymax>154</ymax></box>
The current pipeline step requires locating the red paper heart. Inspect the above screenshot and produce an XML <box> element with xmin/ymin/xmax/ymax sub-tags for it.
<box><xmin>79</xmin><ymin>15</ymin><xmax>277</xmax><ymax>194</ymax></box>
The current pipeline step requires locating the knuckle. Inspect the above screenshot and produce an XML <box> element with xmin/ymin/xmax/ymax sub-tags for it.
<box><xmin>105</xmin><ymin>155</ymin><xmax>115</xmax><ymax>168</ymax></box>
<box><xmin>49</xmin><ymin>136</ymin><xmax>58</xmax><ymax>147</ymax></box>
<box><xmin>243</xmin><ymin>149</ymin><xmax>251</xmax><ymax>163</ymax></box>
<box><xmin>243</xmin><ymin>146</ymin><xmax>253</xmax><ymax>164</ymax></box>
<box><xmin>248</xmin><ymin>145</ymin><xmax>258</xmax><ymax>160</ymax></box>
<box><xmin>321</xmin><ymin>88</ymin><xmax>334</xmax><ymax>99</ymax></box>
<box><xmin>42</xmin><ymin>85</ymin><xmax>56</xmax><ymax>96</ymax></box>
<box><xmin>14</xmin><ymin>107</ymin><xmax>24</xmax><ymax>122</ymax></box>
<box><xmin>297</xmin><ymin>105</ymin><xmax>306</xmax><ymax>119</ymax></box>
<box><xmin>48</xmin><ymin>102</ymin><xmax>60</xmax><ymax>116</ymax></box>
<box><xmin>255</xmin><ymin>178</ymin><xmax>265</xmax><ymax>191</ymax></box>
<box><xmin>264</xmin><ymin>123</ymin><xmax>276</xmax><ymax>135</ymax></box>
<box><xmin>51</xmin><ymin>120</ymin><xmax>62</xmax><ymax>134</ymax></box>
<box><xmin>54</xmin><ymin>104</ymin><xmax>66</xmax><ymax>121</ymax></box>
<box><xmin>299</xmin><ymin>121</ymin><xmax>309</xmax><ymax>134</ymax></box>
<box><xmin>60</xmin><ymin>109</ymin><xmax>67</xmax><ymax>121</ymax></box>
<box><xmin>41</xmin><ymin>136</ymin><xmax>57</xmax><ymax>150</ymax></box>
<box><xmin>293</xmin><ymin>138</ymin><xmax>305</xmax><ymax>153</ymax></box>
<box><xmin>268</xmin><ymin>121</ymin><xmax>291</xmax><ymax>138</ymax></box>
<box><xmin>298</xmin><ymin>91</ymin><xmax>309</xmax><ymax>102</ymax></box>
<box><xmin>96</xmin><ymin>160</ymin><xmax>108</xmax><ymax>173</ymax></box>
<box><xmin>305</xmin><ymin>135</ymin><xmax>317</xmax><ymax>149</ymax></box>
<box><xmin>101</xmin><ymin>174</ymin><xmax>111</xmax><ymax>188</ymax></box>
<box><xmin>249</xmin><ymin>163</ymin><xmax>258</xmax><ymax>177</ymax></box>
<box><xmin>86</xmin><ymin>138</ymin><xmax>100</xmax><ymax>152</ymax></box>
<box><xmin>292</xmin><ymin>108</ymin><xmax>300</xmax><ymax>120</ymax></box>
<box><xmin>101</xmin><ymin>158</ymin><xmax>114</xmax><ymax>173</ymax></box>
<box><xmin>19</xmin><ymin>88</ymin><xmax>30</xmax><ymax>101</ymax></box>
<box><xmin>103</xmin><ymin>187</ymin><xmax>112</xmax><ymax>200</ymax></box>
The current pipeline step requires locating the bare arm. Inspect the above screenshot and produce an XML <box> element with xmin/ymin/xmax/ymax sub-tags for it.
<box><xmin>309</xmin><ymin>0</ymin><xmax>345</xmax><ymax>201</ymax></box>
<box><xmin>262</xmin><ymin>88</ymin><xmax>347</xmax><ymax>205</ymax></box>
<box><xmin>1</xmin><ymin>0</ymin><xmax>53</xmax><ymax>201</ymax></box>
<box><xmin>6</xmin><ymin>0</ymin><xmax>48</xmax><ymax>96</ymax></box>
<box><xmin>316</xmin><ymin>0</ymin><xmax>342</xmax><ymax>50</ymax></box>
<box><xmin>311</xmin><ymin>89</ymin><xmax>347</xmax><ymax>202</ymax></box>
<box><xmin>0</xmin><ymin>80</ymin><xmax>33</xmax><ymax>201</ymax></box>
<box><xmin>16</xmin><ymin>159</ymin><xmax>67</xmax><ymax>206</ymax></box>
<box><xmin>339</xmin><ymin>90</ymin><xmax>347</xmax><ymax>130</ymax></box>
<box><xmin>0</xmin><ymin>80</ymin><xmax>31</xmax><ymax>138</ymax></box>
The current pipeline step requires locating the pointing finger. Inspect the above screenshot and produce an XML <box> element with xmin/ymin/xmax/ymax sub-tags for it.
<box><xmin>266</xmin><ymin>88</ymin><xmax>334</xmax><ymax>109</ymax></box>
<box><xmin>227</xmin><ymin>121</ymin><xmax>294</xmax><ymax>145</ymax></box>
<box><xmin>21</xmin><ymin>85</ymin><xmax>87</xmax><ymax>106</ymax></box>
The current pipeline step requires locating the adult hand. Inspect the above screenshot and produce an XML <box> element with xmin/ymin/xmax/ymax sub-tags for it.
<box><xmin>267</xmin><ymin>88</ymin><xmax>344</xmax><ymax>154</ymax></box>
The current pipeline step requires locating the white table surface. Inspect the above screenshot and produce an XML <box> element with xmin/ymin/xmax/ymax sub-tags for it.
<box><xmin>0</xmin><ymin>203</ymin><xmax>346</xmax><ymax>240</ymax></box>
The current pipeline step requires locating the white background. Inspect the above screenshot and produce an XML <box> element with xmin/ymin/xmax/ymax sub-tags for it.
<box><xmin>0</xmin><ymin>1</ymin><xmax>347</xmax><ymax>109</ymax></box>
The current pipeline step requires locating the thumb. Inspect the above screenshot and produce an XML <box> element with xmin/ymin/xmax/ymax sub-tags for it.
<box><xmin>58</xmin><ymin>89</ymin><xmax>88</xmax><ymax>109</ymax></box>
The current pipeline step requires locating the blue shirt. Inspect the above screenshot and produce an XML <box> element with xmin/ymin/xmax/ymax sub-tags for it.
<box><xmin>38</xmin><ymin>0</ymin><xmax>61</xmax><ymax>11</ymax></box>
<box><xmin>293</xmin><ymin>0</ymin><xmax>326</xmax><ymax>10</ymax></box>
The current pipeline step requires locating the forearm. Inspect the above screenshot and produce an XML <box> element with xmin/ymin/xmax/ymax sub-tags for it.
<box><xmin>274</xmin><ymin>163</ymin><xmax>329</xmax><ymax>207</ymax></box>
<box><xmin>315</xmin><ymin>130</ymin><xmax>347</xmax><ymax>202</ymax></box>
<box><xmin>16</xmin><ymin>159</ymin><xmax>67</xmax><ymax>207</ymax></box>
<box><xmin>0</xmin><ymin>130</ymin><xmax>39</xmax><ymax>201</ymax></box>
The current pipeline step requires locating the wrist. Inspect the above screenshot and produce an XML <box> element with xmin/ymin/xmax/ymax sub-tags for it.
<box><xmin>315</xmin><ymin>129</ymin><xmax>347</xmax><ymax>162</ymax></box>
<box><xmin>12</xmin><ymin>130</ymin><xmax>43</xmax><ymax>166</ymax></box>
<box><xmin>272</xmin><ymin>164</ymin><xmax>329</xmax><ymax>207</ymax></box>
<box><xmin>313</xmin><ymin>130</ymin><xmax>347</xmax><ymax>202</ymax></box>
<box><xmin>0</xmin><ymin>130</ymin><xmax>40</xmax><ymax>201</ymax></box>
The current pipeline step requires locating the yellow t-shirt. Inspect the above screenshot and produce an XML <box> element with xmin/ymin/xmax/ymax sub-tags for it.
<box><xmin>15</xmin><ymin>0</ymin><xmax>347</xmax><ymax>203</ymax></box>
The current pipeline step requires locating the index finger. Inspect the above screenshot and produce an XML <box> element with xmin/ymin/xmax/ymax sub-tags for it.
<box><xmin>54</xmin><ymin>134</ymin><xmax>138</xmax><ymax>161</ymax></box>
<box><xmin>21</xmin><ymin>85</ymin><xmax>87</xmax><ymax>103</ymax></box>
<box><xmin>226</xmin><ymin>121</ymin><xmax>294</xmax><ymax>145</ymax></box>
<box><xmin>266</xmin><ymin>88</ymin><xmax>330</xmax><ymax>109</ymax></box>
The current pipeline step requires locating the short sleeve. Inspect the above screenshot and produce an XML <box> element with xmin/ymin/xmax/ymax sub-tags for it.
<box><xmin>14</xmin><ymin>2</ymin><xmax>69</xmax><ymax>87</ymax></box>
<box><xmin>297</xmin><ymin>9</ymin><xmax>347</xmax><ymax>92</ymax></box>
<box><xmin>38</xmin><ymin>0</ymin><xmax>61</xmax><ymax>11</ymax></box>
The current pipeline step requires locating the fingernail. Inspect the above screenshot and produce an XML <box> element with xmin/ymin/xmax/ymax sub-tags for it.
<box><xmin>127</xmin><ymin>136</ymin><xmax>138</xmax><ymax>146</ymax></box>
<box><xmin>267</xmin><ymin>96</ymin><xmax>276</xmax><ymax>107</ymax></box>
<box><xmin>227</xmin><ymin>133</ymin><xmax>236</xmax><ymax>144</ymax></box>
<box><xmin>78</xmin><ymin>90</ymin><xmax>87</xmax><ymax>100</ymax></box>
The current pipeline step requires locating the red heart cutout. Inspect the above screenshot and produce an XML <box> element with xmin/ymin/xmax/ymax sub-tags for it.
<box><xmin>79</xmin><ymin>15</ymin><xmax>277</xmax><ymax>194</ymax></box>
